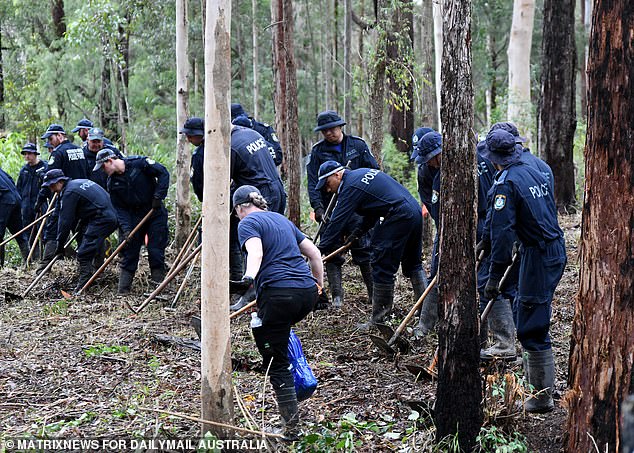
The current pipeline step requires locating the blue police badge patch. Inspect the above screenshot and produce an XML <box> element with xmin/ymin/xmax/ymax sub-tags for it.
<box><xmin>431</xmin><ymin>190</ymin><xmax>439</xmax><ymax>204</ymax></box>
<box><xmin>494</xmin><ymin>194</ymin><xmax>506</xmax><ymax>210</ymax></box>
<box><xmin>48</xmin><ymin>156</ymin><xmax>55</xmax><ymax>165</ymax></box>
<box><xmin>146</xmin><ymin>158</ymin><xmax>156</xmax><ymax>165</ymax></box>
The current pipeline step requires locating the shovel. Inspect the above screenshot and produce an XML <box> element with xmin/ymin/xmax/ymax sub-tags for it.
<box><xmin>0</xmin><ymin>200</ymin><xmax>56</xmax><ymax>248</ymax></box>
<box><xmin>370</xmin><ymin>275</ymin><xmax>438</xmax><ymax>356</ymax></box>
<box><xmin>26</xmin><ymin>194</ymin><xmax>59</xmax><ymax>266</ymax></box>
<box><xmin>405</xmin><ymin>250</ymin><xmax>520</xmax><ymax>381</ymax></box>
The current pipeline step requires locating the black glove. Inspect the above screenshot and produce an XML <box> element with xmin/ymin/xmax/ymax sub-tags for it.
<box><xmin>476</xmin><ymin>239</ymin><xmax>491</xmax><ymax>259</ymax></box>
<box><xmin>313</xmin><ymin>287</ymin><xmax>330</xmax><ymax>310</ymax></box>
<box><xmin>229</xmin><ymin>275</ymin><xmax>254</xmax><ymax>295</ymax></box>
<box><xmin>483</xmin><ymin>276</ymin><xmax>501</xmax><ymax>300</ymax></box>
<box><xmin>151</xmin><ymin>198</ymin><xmax>163</xmax><ymax>210</ymax></box>
<box><xmin>314</xmin><ymin>207</ymin><xmax>325</xmax><ymax>224</ymax></box>
<box><xmin>346</xmin><ymin>228</ymin><xmax>364</xmax><ymax>244</ymax></box>
<box><xmin>512</xmin><ymin>241</ymin><xmax>520</xmax><ymax>257</ymax></box>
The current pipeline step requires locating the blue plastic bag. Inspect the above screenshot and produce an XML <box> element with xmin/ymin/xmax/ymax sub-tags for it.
<box><xmin>287</xmin><ymin>329</ymin><xmax>318</xmax><ymax>402</ymax></box>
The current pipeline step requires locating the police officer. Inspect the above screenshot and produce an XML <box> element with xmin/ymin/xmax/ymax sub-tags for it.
<box><xmin>476</xmin><ymin>139</ymin><xmax>517</xmax><ymax>361</ymax></box>
<box><xmin>83</xmin><ymin>128</ymin><xmax>124</xmax><ymax>189</ymax></box>
<box><xmin>480</xmin><ymin>129</ymin><xmax>566</xmax><ymax>413</ymax></box>
<box><xmin>179</xmin><ymin>117</ymin><xmax>205</xmax><ymax>202</ymax></box>
<box><xmin>229</xmin><ymin>125</ymin><xmax>287</xmax><ymax>309</ymax></box>
<box><xmin>307</xmin><ymin>111</ymin><xmax>378</xmax><ymax>307</ymax></box>
<box><xmin>16</xmin><ymin>143</ymin><xmax>48</xmax><ymax>252</ymax></box>
<box><xmin>410</xmin><ymin>131</ymin><xmax>443</xmax><ymax>336</ymax></box>
<box><xmin>72</xmin><ymin>118</ymin><xmax>114</xmax><ymax>147</ymax></box>
<box><xmin>231</xmin><ymin>185</ymin><xmax>323</xmax><ymax>440</ymax></box>
<box><xmin>41</xmin><ymin>169</ymin><xmax>118</xmax><ymax>291</ymax></box>
<box><xmin>317</xmin><ymin>161</ymin><xmax>429</xmax><ymax>331</ymax></box>
<box><xmin>231</xmin><ymin>103</ymin><xmax>283</xmax><ymax>167</ymax></box>
<box><xmin>95</xmin><ymin>149</ymin><xmax>170</xmax><ymax>293</ymax></box>
<box><xmin>36</xmin><ymin>124</ymin><xmax>89</xmax><ymax>270</ymax></box>
<box><xmin>0</xmin><ymin>166</ymin><xmax>30</xmax><ymax>262</ymax></box>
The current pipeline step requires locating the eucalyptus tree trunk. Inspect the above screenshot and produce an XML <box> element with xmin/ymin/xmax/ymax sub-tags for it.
<box><xmin>539</xmin><ymin>0</ymin><xmax>576</xmax><ymax>212</ymax></box>
<box><xmin>368</xmin><ymin>0</ymin><xmax>388</xmax><ymax>167</ymax></box>
<box><xmin>0</xmin><ymin>23</ymin><xmax>4</xmax><ymax>130</ymax></box>
<box><xmin>343</xmin><ymin>0</ymin><xmax>352</xmax><ymax>124</ymax></box>
<box><xmin>434</xmin><ymin>0</ymin><xmax>482</xmax><ymax>450</ymax></box>
<box><xmin>251</xmin><ymin>0</ymin><xmax>259</xmax><ymax>118</ymax></box>
<box><xmin>175</xmin><ymin>0</ymin><xmax>192</xmax><ymax>247</ymax></box>
<box><xmin>271</xmin><ymin>0</ymin><xmax>301</xmax><ymax>225</ymax></box>
<box><xmin>507</xmin><ymin>0</ymin><xmax>535</xmax><ymax>140</ymax></box>
<box><xmin>419</xmin><ymin>0</ymin><xmax>437</xmax><ymax>129</ymax></box>
<box><xmin>565</xmin><ymin>3</ymin><xmax>634</xmax><ymax>451</ymax></box>
<box><xmin>432</xmin><ymin>0</ymin><xmax>442</xmax><ymax>131</ymax></box>
<box><xmin>201</xmin><ymin>0</ymin><xmax>233</xmax><ymax>438</ymax></box>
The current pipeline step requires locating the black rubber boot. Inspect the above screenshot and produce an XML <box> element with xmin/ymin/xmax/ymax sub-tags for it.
<box><xmin>524</xmin><ymin>349</ymin><xmax>555</xmax><ymax>413</ymax></box>
<box><xmin>480</xmin><ymin>299</ymin><xmax>517</xmax><ymax>361</ymax></box>
<box><xmin>74</xmin><ymin>259</ymin><xmax>94</xmax><ymax>292</ymax></box>
<box><xmin>357</xmin><ymin>282</ymin><xmax>394</xmax><ymax>332</ymax></box>
<box><xmin>150</xmin><ymin>267</ymin><xmax>166</xmax><ymax>284</ymax></box>
<box><xmin>325</xmin><ymin>262</ymin><xmax>343</xmax><ymax>308</ymax></box>
<box><xmin>37</xmin><ymin>240</ymin><xmax>58</xmax><ymax>272</ymax></box>
<box><xmin>358</xmin><ymin>262</ymin><xmax>373</xmax><ymax>301</ymax></box>
<box><xmin>118</xmin><ymin>269</ymin><xmax>135</xmax><ymax>295</ymax></box>
<box><xmin>275</xmin><ymin>386</ymin><xmax>300</xmax><ymax>441</ymax></box>
<box><xmin>413</xmin><ymin>273</ymin><xmax>438</xmax><ymax>337</ymax></box>
<box><xmin>230</xmin><ymin>284</ymin><xmax>256</xmax><ymax>311</ymax></box>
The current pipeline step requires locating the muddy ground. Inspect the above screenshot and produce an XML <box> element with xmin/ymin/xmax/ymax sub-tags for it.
<box><xmin>0</xmin><ymin>213</ymin><xmax>580</xmax><ymax>452</ymax></box>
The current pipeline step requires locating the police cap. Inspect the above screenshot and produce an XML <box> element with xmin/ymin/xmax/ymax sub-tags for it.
<box><xmin>415</xmin><ymin>131</ymin><xmax>442</xmax><ymax>164</ymax></box>
<box><xmin>411</xmin><ymin>127</ymin><xmax>435</xmax><ymax>161</ymax></box>
<box><xmin>87</xmin><ymin>127</ymin><xmax>105</xmax><ymax>141</ymax></box>
<box><xmin>481</xmin><ymin>129</ymin><xmax>522</xmax><ymax>166</ymax></box>
<box><xmin>93</xmin><ymin>149</ymin><xmax>118</xmax><ymax>171</ymax></box>
<box><xmin>314</xmin><ymin>110</ymin><xmax>346</xmax><ymax>132</ymax></box>
<box><xmin>315</xmin><ymin>160</ymin><xmax>345</xmax><ymax>190</ymax></box>
<box><xmin>491</xmin><ymin>122</ymin><xmax>526</xmax><ymax>143</ymax></box>
<box><xmin>179</xmin><ymin>117</ymin><xmax>204</xmax><ymax>136</ymax></box>
<box><xmin>42</xmin><ymin>169</ymin><xmax>69</xmax><ymax>187</ymax></box>
<box><xmin>71</xmin><ymin>118</ymin><xmax>94</xmax><ymax>133</ymax></box>
<box><xmin>41</xmin><ymin>124</ymin><xmax>66</xmax><ymax>139</ymax></box>
<box><xmin>231</xmin><ymin>103</ymin><xmax>247</xmax><ymax>120</ymax></box>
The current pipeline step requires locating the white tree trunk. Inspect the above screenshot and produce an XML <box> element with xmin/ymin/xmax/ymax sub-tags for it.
<box><xmin>251</xmin><ymin>0</ymin><xmax>259</xmax><ymax>118</ymax></box>
<box><xmin>201</xmin><ymin>0</ymin><xmax>233</xmax><ymax>437</ymax></box>
<box><xmin>433</xmin><ymin>0</ymin><xmax>443</xmax><ymax>132</ymax></box>
<box><xmin>507</xmin><ymin>0</ymin><xmax>535</xmax><ymax>139</ymax></box>
<box><xmin>175</xmin><ymin>0</ymin><xmax>191</xmax><ymax>247</ymax></box>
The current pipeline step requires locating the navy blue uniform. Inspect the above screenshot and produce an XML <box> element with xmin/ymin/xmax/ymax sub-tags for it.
<box><xmin>238</xmin><ymin>210</ymin><xmax>317</xmax><ymax>391</ymax></box>
<box><xmin>416</xmin><ymin>163</ymin><xmax>439</xmax><ymax>213</ymax></box>
<box><xmin>57</xmin><ymin>179</ymin><xmax>117</xmax><ymax>262</ymax></box>
<box><xmin>488</xmin><ymin>161</ymin><xmax>566</xmax><ymax>351</ymax></box>
<box><xmin>84</xmin><ymin>144</ymin><xmax>124</xmax><ymax>189</ymax></box>
<box><xmin>320</xmin><ymin>169</ymin><xmax>423</xmax><ymax>284</ymax></box>
<box><xmin>306</xmin><ymin>134</ymin><xmax>378</xmax><ymax>212</ymax></box>
<box><xmin>16</xmin><ymin>160</ymin><xmax>48</xmax><ymax>240</ymax></box>
<box><xmin>39</xmin><ymin>140</ymin><xmax>89</xmax><ymax>240</ymax></box>
<box><xmin>107</xmin><ymin>156</ymin><xmax>170</xmax><ymax>273</ymax></box>
<box><xmin>233</xmin><ymin>115</ymin><xmax>283</xmax><ymax>166</ymax></box>
<box><xmin>190</xmin><ymin>142</ymin><xmax>204</xmax><ymax>202</ymax></box>
<box><xmin>0</xmin><ymin>168</ymin><xmax>28</xmax><ymax>246</ymax></box>
<box><xmin>231</xmin><ymin>126</ymin><xmax>286</xmax><ymax>213</ymax></box>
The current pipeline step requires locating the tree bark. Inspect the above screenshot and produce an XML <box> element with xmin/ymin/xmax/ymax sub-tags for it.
<box><xmin>419</xmin><ymin>0</ymin><xmax>437</xmax><ymax>129</ymax></box>
<box><xmin>387</xmin><ymin>0</ymin><xmax>414</xmax><ymax>155</ymax></box>
<box><xmin>432</xmin><ymin>0</ymin><xmax>443</xmax><ymax>132</ymax></box>
<box><xmin>0</xmin><ymin>22</ymin><xmax>5</xmax><ymax>130</ymax></box>
<box><xmin>51</xmin><ymin>0</ymin><xmax>66</xmax><ymax>39</ymax></box>
<box><xmin>271</xmin><ymin>0</ymin><xmax>301</xmax><ymax>225</ymax></box>
<box><xmin>343</xmin><ymin>0</ymin><xmax>352</xmax><ymax>124</ymax></box>
<box><xmin>201</xmin><ymin>0</ymin><xmax>233</xmax><ymax>438</ymax></box>
<box><xmin>538</xmin><ymin>0</ymin><xmax>577</xmax><ymax>212</ymax></box>
<box><xmin>507</xmin><ymin>0</ymin><xmax>535</xmax><ymax>140</ymax></box>
<box><xmin>565</xmin><ymin>3</ymin><xmax>634</xmax><ymax>451</ymax></box>
<box><xmin>368</xmin><ymin>0</ymin><xmax>388</xmax><ymax>167</ymax></box>
<box><xmin>434</xmin><ymin>0</ymin><xmax>482</xmax><ymax>451</ymax></box>
<box><xmin>175</xmin><ymin>0</ymin><xmax>192</xmax><ymax>248</ymax></box>
<box><xmin>251</xmin><ymin>0</ymin><xmax>259</xmax><ymax>118</ymax></box>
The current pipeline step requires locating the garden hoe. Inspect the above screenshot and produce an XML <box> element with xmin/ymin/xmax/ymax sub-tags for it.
<box><xmin>370</xmin><ymin>275</ymin><xmax>439</xmax><ymax>356</ymax></box>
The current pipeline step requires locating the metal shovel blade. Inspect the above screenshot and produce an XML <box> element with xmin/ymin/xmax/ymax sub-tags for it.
<box><xmin>404</xmin><ymin>362</ymin><xmax>437</xmax><ymax>381</ymax></box>
<box><xmin>369</xmin><ymin>333</ymin><xmax>411</xmax><ymax>356</ymax></box>
<box><xmin>191</xmin><ymin>316</ymin><xmax>201</xmax><ymax>340</ymax></box>
<box><xmin>4</xmin><ymin>291</ymin><xmax>22</xmax><ymax>302</ymax></box>
<box><xmin>374</xmin><ymin>323</ymin><xmax>395</xmax><ymax>339</ymax></box>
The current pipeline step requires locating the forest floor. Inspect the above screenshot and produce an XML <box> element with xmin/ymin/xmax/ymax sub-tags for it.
<box><xmin>0</xmin><ymin>212</ymin><xmax>580</xmax><ymax>452</ymax></box>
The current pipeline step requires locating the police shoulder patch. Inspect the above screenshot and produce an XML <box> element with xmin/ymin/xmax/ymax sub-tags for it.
<box><xmin>48</xmin><ymin>156</ymin><xmax>55</xmax><ymax>165</ymax></box>
<box><xmin>431</xmin><ymin>190</ymin><xmax>439</xmax><ymax>204</ymax></box>
<box><xmin>494</xmin><ymin>194</ymin><xmax>506</xmax><ymax>210</ymax></box>
<box><xmin>270</xmin><ymin>133</ymin><xmax>279</xmax><ymax>142</ymax></box>
<box><xmin>146</xmin><ymin>158</ymin><xmax>156</xmax><ymax>165</ymax></box>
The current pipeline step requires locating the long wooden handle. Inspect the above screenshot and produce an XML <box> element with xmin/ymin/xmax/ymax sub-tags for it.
<box><xmin>388</xmin><ymin>275</ymin><xmax>438</xmax><ymax>347</ymax></box>
<box><xmin>171</xmin><ymin>216</ymin><xmax>202</xmax><ymax>271</ymax></box>
<box><xmin>229</xmin><ymin>300</ymin><xmax>257</xmax><ymax>319</ymax></box>
<box><xmin>26</xmin><ymin>193</ymin><xmax>59</xmax><ymax>264</ymax></box>
<box><xmin>77</xmin><ymin>209</ymin><xmax>156</xmax><ymax>295</ymax></box>
<box><xmin>22</xmin><ymin>230</ymin><xmax>78</xmax><ymax>297</ymax></box>
<box><xmin>134</xmin><ymin>244</ymin><xmax>202</xmax><ymax>314</ymax></box>
<box><xmin>0</xmin><ymin>193</ymin><xmax>58</xmax><ymax>247</ymax></box>
<box><xmin>169</xmin><ymin>253</ymin><xmax>200</xmax><ymax>309</ymax></box>
<box><xmin>480</xmin><ymin>250</ymin><xmax>519</xmax><ymax>323</ymax></box>
<box><xmin>322</xmin><ymin>242</ymin><xmax>353</xmax><ymax>263</ymax></box>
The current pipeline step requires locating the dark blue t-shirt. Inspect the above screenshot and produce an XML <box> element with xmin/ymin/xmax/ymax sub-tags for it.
<box><xmin>237</xmin><ymin>211</ymin><xmax>316</xmax><ymax>295</ymax></box>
